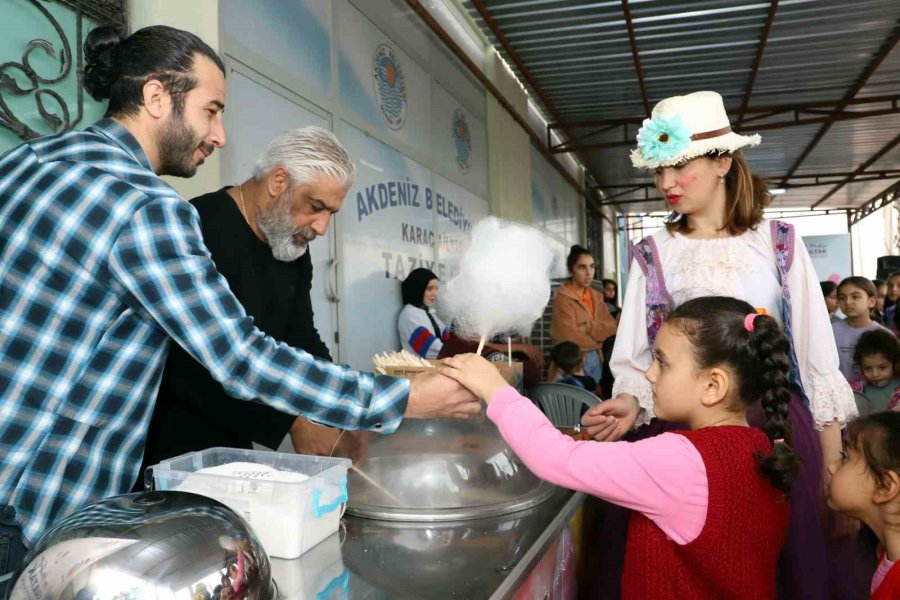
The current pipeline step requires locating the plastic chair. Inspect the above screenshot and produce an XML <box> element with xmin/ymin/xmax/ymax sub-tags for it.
<box><xmin>528</xmin><ymin>382</ymin><xmax>600</xmax><ymax>428</ymax></box>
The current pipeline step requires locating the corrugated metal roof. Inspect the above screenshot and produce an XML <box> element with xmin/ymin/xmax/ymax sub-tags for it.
<box><xmin>462</xmin><ymin>0</ymin><xmax>900</xmax><ymax>214</ymax></box>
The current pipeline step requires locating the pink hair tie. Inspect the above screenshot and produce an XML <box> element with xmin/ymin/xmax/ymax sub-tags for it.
<box><xmin>743</xmin><ymin>313</ymin><xmax>757</xmax><ymax>332</ymax></box>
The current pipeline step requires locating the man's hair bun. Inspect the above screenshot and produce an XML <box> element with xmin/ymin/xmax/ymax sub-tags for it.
<box><xmin>83</xmin><ymin>26</ymin><xmax>123</xmax><ymax>101</ymax></box>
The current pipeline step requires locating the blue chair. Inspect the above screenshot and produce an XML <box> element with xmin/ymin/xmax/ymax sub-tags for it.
<box><xmin>528</xmin><ymin>382</ymin><xmax>600</xmax><ymax>429</ymax></box>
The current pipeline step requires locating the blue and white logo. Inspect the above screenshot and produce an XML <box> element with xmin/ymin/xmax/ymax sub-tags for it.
<box><xmin>452</xmin><ymin>109</ymin><xmax>472</xmax><ymax>173</ymax></box>
<box><xmin>373</xmin><ymin>44</ymin><xmax>407</xmax><ymax>130</ymax></box>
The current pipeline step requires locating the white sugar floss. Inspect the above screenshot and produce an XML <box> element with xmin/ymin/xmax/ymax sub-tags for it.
<box><xmin>440</xmin><ymin>217</ymin><xmax>555</xmax><ymax>348</ymax></box>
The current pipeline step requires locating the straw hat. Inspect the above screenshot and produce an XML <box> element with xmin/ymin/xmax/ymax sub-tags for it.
<box><xmin>630</xmin><ymin>91</ymin><xmax>761</xmax><ymax>169</ymax></box>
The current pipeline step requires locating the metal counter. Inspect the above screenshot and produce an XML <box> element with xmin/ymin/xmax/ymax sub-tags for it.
<box><xmin>270</xmin><ymin>489</ymin><xmax>584</xmax><ymax>599</ymax></box>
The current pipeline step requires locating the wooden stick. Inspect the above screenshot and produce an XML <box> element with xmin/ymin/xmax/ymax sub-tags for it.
<box><xmin>351</xmin><ymin>465</ymin><xmax>407</xmax><ymax>506</ymax></box>
<box><xmin>507</xmin><ymin>337</ymin><xmax>512</xmax><ymax>366</ymax></box>
<box><xmin>476</xmin><ymin>336</ymin><xmax>486</xmax><ymax>355</ymax></box>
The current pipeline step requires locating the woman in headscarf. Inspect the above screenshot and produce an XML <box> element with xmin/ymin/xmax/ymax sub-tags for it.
<box><xmin>398</xmin><ymin>268</ymin><xmax>447</xmax><ymax>359</ymax></box>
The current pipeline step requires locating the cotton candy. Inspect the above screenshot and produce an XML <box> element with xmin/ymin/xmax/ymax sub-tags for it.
<box><xmin>440</xmin><ymin>217</ymin><xmax>554</xmax><ymax>343</ymax></box>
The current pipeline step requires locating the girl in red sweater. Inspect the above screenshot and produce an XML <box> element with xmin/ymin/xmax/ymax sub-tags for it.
<box><xmin>827</xmin><ymin>412</ymin><xmax>900</xmax><ymax>599</ymax></box>
<box><xmin>441</xmin><ymin>296</ymin><xmax>799</xmax><ymax>599</ymax></box>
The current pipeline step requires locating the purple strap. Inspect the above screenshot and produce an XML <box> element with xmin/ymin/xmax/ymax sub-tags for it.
<box><xmin>770</xmin><ymin>220</ymin><xmax>808</xmax><ymax>406</ymax></box>
<box><xmin>634</xmin><ymin>236</ymin><xmax>671</xmax><ymax>347</ymax></box>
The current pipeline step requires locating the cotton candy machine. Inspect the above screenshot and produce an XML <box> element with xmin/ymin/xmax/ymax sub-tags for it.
<box><xmin>344</xmin><ymin>416</ymin><xmax>556</xmax><ymax>522</ymax></box>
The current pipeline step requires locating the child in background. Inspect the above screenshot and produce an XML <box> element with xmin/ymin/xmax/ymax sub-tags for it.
<box><xmin>850</xmin><ymin>329</ymin><xmax>900</xmax><ymax>417</ymax></box>
<box><xmin>551</xmin><ymin>341</ymin><xmax>598</xmax><ymax>393</ymax></box>
<box><xmin>873</xmin><ymin>279</ymin><xmax>887</xmax><ymax>324</ymax></box>
<box><xmin>821</xmin><ymin>281</ymin><xmax>841</xmax><ymax>323</ymax></box>
<box><xmin>826</xmin><ymin>412</ymin><xmax>900</xmax><ymax>599</ymax></box>
<box><xmin>884</xmin><ymin>273</ymin><xmax>900</xmax><ymax>333</ymax></box>
<box><xmin>441</xmin><ymin>296</ymin><xmax>798</xmax><ymax>599</ymax></box>
<box><xmin>834</xmin><ymin>277</ymin><xmax>889</xmax><ymax>379</ymax></box>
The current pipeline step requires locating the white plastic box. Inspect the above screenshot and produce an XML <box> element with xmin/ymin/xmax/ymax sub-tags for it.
<box><xmin>149</xmin><ymin>448</ymin><xmax>351</xmax><ymax>559</ymax></box>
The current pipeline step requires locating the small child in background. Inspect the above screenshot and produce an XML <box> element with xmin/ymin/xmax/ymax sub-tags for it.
<box><xmin>850</xmin><ymin>329</ymin><xmax>900</xmax><ymax>416</ymax></box>
<box><xmin>551</xmin><ymin>341</ymin><xmax>597</xmax><ymax>392</ymax></box>
<box><xmin>873</xmin><ymin>279</ymin><xmax>887</xmax><ymax>324</ymax></box>
<box><xmin>441</xmin><ymin>296</ymin><xmax>798</xmax><ymax>599</ymax></box>
<box><xmin>834</xmin><ymin>277</ymin><xmax>889</xmax><ymax>379</ymax></box>
<box><xmin>821</xmin><ymin>280</ymin><xmax>841</xmax><ymax>323</ymax></box>
<box><xmin>826</xmin><ymin>412</ymin><xmax>900</xmax><ymax>599</ymax></box>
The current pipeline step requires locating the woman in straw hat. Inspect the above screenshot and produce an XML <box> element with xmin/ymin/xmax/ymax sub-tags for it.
<box><xmin>580</xmin><ymin>91</ymin><xmax>864</xmax><ymax>599</ymax></box>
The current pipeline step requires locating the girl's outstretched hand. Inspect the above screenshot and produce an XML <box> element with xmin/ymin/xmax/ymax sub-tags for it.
<box><xmin>582</xmin><ymin>394</ymin><xmax>639</xmax><ymax>441</ymax></box>
<box><xmin>439</xmin><ymin>353</ymin><xmax>510</xmax><ymax>402</ymax></box>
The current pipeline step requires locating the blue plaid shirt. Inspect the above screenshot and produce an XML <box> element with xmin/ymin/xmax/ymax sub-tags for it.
<box><xmin>0</xmin><ymin>119</ymin><xmax>410</xmax><ymax>543</ymax></box>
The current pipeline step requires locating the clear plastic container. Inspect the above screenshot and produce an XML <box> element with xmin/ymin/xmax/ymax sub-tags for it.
<box><xmin>149</xmin><ymin>448</ymin><xmax>350</xmax><ymax>559</ymax></box>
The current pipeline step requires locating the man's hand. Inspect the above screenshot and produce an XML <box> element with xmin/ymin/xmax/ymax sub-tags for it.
<box><xmin>439</xmin><ymin>353</ymin><xmax>510</xmax><ymax>402</ymax></box>
<box><xmin>289</xmin><ymin>417</ymin><xmax>342</xmax><ymax>456</ymax></box>
<box><xmin>581</xmin><ymin>394</ymin><xmax>640</xmax><ymax>441</ymax></box>
<box><xmin>404</xmin><ymin>369</ymin><xmax>482</xmax><ymax>419</ymax></box>
<box><xmin>289</xmin><ymin>418</ymin><xmax>369</xmax><ymax>464</ymax></box>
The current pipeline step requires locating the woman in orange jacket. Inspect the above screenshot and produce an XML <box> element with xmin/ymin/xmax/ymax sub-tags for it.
<box><xmin>550</xmin><ymin>245</ymin><xmax>618</xmax><ymax>387</ymax></box>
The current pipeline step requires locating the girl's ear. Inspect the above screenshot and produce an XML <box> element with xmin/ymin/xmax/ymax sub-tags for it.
<box><xmin>699</xmin><ymin>367</ymin><xmax>730</xmax><ymax>407</ymax></box>
<box><xmin>873</xmin><ymin>470</ymin><xmax>900</xmax><ymax>505</ymax></box>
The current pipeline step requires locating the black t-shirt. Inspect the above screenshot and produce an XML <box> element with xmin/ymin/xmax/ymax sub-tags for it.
<box><xmin>136</xmin><ymin>187</ymin><xmax>333</xmax><ymax>488</ymax></box>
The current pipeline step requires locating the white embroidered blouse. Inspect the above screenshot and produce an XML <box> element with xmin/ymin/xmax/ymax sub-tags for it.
<box><xmin>611</xmin><ymin>220</ymin><xmax>857</xmax><ymax>430</ymax></box>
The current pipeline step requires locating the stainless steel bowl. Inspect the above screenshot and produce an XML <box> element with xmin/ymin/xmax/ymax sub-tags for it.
<box><xmin>345</xmin><ymin>417</ymin><xmax>555</xmax><ymax>521</ymax></box>
<box><xmin>10</xmin><ymin>491</ymin><xmax>276</xmax><ymax>600</ymax></box>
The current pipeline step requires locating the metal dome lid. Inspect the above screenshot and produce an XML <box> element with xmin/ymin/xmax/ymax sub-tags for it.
<box><xmin>10</xmin><ymin>491</ymin><xmax>276</xmax><ymax>600</ymax></box>
<box><xmin>345</xmin><ymin>417</ymin><xmax>555</xmax><ymax>522</ymax></box>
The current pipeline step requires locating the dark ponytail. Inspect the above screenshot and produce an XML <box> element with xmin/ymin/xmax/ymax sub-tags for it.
<box><xmin>750</xmin><ymin>315</ymin><xmax>801</xmax><ymax>494</ymax></box>
<box><xmin>667</xmin><ymin>296</ymin><xmax>801</xmax><ymax>495</ymax></box>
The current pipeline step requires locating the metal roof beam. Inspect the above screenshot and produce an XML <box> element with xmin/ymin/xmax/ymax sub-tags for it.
<box><xmin>778</xmin><ymin>21</ymin><xmax>900</xmax><ymax>188</ymax></box>
<box><xmin>551</xmin><ymin>95</ymin><xmax>900</xmax><ymax>153</ymax></box>
<box><xmin>848</xmin><ymin>180</ymin><xmax>900</xmax><ymax>226</ymax></box>
<box><xmin>470</xmin><ymin>0</ymin><xmax>562</xmax><ymax>127</ymax></box>
<box><xmin>736</xmin><ymin>0</ymin><xmax>779</xmax><ymax>128</ymax></box>
<box><xmin>811</xmin><ymin>132</ymin><xmax>900</xmax><ymax>208</ymax></box>
<box><xmin>552</xmin><ymin>94</ymin><xmax>900</xmax><ymax>130</ymax></box>
<box><xmin>403</xmin><ymin>0</ymin><xmax>586</xmax><ymax>199</ymax></box>
<box><xmin>469</xmin><ymin>0</ymin><xmax>607</xmax><ymax>198</ymax></box>
<box><xmin>621</xmin><ymin>0</ymin><xmax>651</xmax><ymax>117</ymax></box>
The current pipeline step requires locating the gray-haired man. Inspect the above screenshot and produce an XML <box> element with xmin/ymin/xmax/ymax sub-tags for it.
<box><xmin>137</xmin><ymin>126</ymin><xmax>388</xmax><ymax>477</ymax></box>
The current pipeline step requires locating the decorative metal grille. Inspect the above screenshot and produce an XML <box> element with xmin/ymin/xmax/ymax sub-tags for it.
<box><xmin>0</xmin><ymin>0</ymin><xmax>126</xmax><ymax>141</ymax></box>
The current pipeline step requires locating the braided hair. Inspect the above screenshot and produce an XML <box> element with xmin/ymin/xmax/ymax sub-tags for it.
<box><xmin>666</xmin><ymin>296</ymin><xmax>801</xmax><ymax>494</ymax></box>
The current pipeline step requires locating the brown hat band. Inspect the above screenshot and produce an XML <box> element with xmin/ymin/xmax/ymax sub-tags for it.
<box><xmin>691</xmin><ymin>126</ymin><xmax>732</xmax><ymax>141</ymax></box>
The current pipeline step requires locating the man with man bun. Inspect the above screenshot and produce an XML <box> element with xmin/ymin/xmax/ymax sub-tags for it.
<box><xmin>0</xmin><ymin>24</ymin><xmax>477</xmax><ymax>585</ymax></box>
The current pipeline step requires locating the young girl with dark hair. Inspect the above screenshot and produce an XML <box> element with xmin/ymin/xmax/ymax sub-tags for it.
<box><xmin>849</xmin><ymin>329</ymin><xmax>900</xmax><ymax>416</ymax></box>
<box><xmin>827</xmin><ymin>412</ymin><xmax>900</xmax><ymax>599</ymax></box>
<box><xmin>602</xmin><ymin>278</ymin><xmax>621</xmax><ymax>319</ymax></box>
<box><xmin>442</xmin><ymin>296</ymin><xmax>798</xmax><ymax>599</ymax></box>
<box><xmin>821</xmin><ymin>280</ymin><xmax>841</xmax><ymax>323</ymax></box>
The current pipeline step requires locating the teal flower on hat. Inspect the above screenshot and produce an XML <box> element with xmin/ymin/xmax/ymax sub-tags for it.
<box><xmin>636</xmin><ymin>114</ymin><xmax>691</xmax><ymax>164</ymax></box>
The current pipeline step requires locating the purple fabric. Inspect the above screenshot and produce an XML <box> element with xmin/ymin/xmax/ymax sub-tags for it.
<box><xmin>750</xmin><ymin>393</ymin><xmax>829</xmax><ymax>599</ymax></box>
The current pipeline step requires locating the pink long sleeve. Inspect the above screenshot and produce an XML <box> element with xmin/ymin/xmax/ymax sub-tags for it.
<box><xmin>487</xmin><ymin>386</ymin><xmax>709</xmax><ymax>544</ymax></box>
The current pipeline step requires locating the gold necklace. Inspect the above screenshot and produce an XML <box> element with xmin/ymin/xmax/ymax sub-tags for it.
<box><xmin>237</xmin><ymin>183</ymin><xmax>249</xmax><ymax>223</ymax></box>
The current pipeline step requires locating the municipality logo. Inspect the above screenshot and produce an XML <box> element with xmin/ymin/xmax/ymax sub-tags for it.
<box><xmin>452</xmin><ymin>109</ymin><xmax>472</xmax><ymax>173</ymax></box>
<box><xmin>373</xmin><ymin>44</ymin><xmax>407</xmax><ymax>130</ymax></box>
